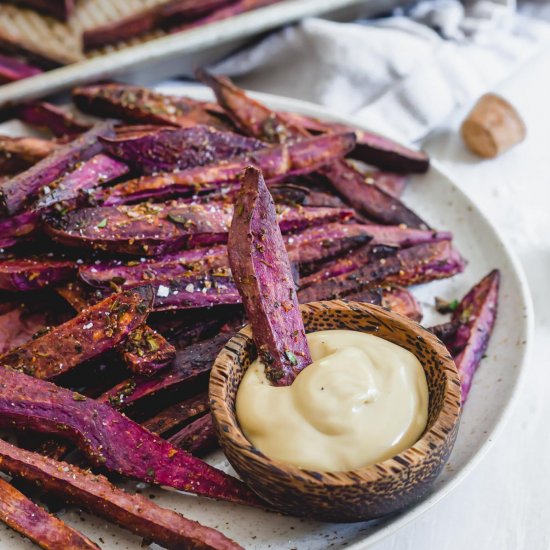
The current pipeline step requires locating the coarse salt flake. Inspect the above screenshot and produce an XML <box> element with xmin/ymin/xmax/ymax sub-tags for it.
<box><xmin>157</xmin><ymin>285</ymin><xmax>170</xmax><ymax>298</ymax></box>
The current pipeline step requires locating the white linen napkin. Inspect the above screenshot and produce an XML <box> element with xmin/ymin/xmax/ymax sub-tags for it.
<box><xmin>208</xmin><ymin>1</ymin><xmax>550</xmax><ymax>143</ymax></box>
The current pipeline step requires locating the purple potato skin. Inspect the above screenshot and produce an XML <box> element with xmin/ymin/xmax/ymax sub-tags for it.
<box><xmin>0</xmin><ymin>365</ymin><xmax>260</xmax><ymax>506</ymax></box>
<box><xmin>0</xmin><ymin>475</ymin><xmax>99</xmax><ymax>549</ymax></box>
<box><xmin>120</xmin><ymin>325</ymin><xmax>176</xmax><ymax>377</ymax></box>
<box><xmin>319</xmin><ymin>160</ymin><xmax>428</xmax><ymax>228</ymax></box>
<box><xmin>101</xmin><ymin>125</ymin><xmax>264</xmax><ymax>174</ymax></box>
<box><xmin>73</xmin><ymin>84</ymin><xmax>227</xmax><ymax>130</ymax></box>
<box><xmin>0</xmin><ymin>438</ymin><xmax>243</xmax><ymax>550</ymax></box>
<box><xmin>17</xmin><ymin>102</ymin><xmax>91</xmax><ymax>137</ymax></box>
<box><xmin>299</xmin><ymin>243</ymin><xmax>399</xmax><ymax>288</ymax></box>
<box><xmin>380</xmin><ymin>286</ymin><xmax>423</xmax><ymax>322</ymax></box>
<box><xmin>428</xmin><ymin>320</ymin><xmax>471</xmax><ymax>356</ymax></box>
<box><xmin>278</xmin><ymin>111</ymin><xmax>430</xmax><ymax>173</ymax></box>
<box><xmin>141</xmin><ymin>393</ymin><xmax>209</xmax><ymax>436</ymax></box>
<box><xmin>99</xmin><ymin>331</ymin><xmax>233</xmax><ymax>409</ymax></box>
<box><xmin>45</xmin><ymin>199</ymin><xmax>353</xmax><ymax>256</ymax></box>
<box><xmin>35</xmin><ymin>154</ymin><xmax>128</xmax><ymax>210</ymax></box>
<box><xmin>0</xmin><ymin>258</ymin><xmax>75</xmax><ymax>291</ymax></box>
<box><xmin>101</xmin><ymin>132</ymin><xmax>355</xmax><ymax>205</ymax></box>
<box><xmin>452</xmin><ymin>270</ymin><xmax>500</xmax><ymax>403</ymax></box>
<box><xmin>78</xmin><ymin>245</ymin><xmax>228</xmax><ymax>288</ymax></box>
<box><xmin>0</xmin><ymin>120</ymin><xmax>115</xmax><ymax>216</ymax></box>
<box><xmin>169</xmin><ymin>414</ymin><xmax>218</xmax><ymax>457</ymax></box>
<box><xmin>363</xmin><ymin>224</ymin><xmax>452</xmax><ymax>247</ymax></box>
<box><xmin>0</xmin><ymin>210</ymin><xmax>40</xmax><ymax>239</ymax></box>
<box><xmin>0</xmin><ymin>54</ymin><xmax>42</xmax><ymax>83</ymax></box>
<box><xmin>56</xmin><ymin>280</ymin><xmax>176</xmax><ymax>379</ymax></box>
<box><xmin>298</xmin><ymin>240</ymin><xmax>465</xmax><ymax>303</ymax></box>
<box><xmin>285</xmin><ymin>223</ymin><xmax>372</xmax><ymax>267</ymax></box>
<box><xmin>229</xmin><ymin>167</ymin><xmax>311</xmax><ymax>385</ymax></box>
<box><xmin>0</xmin><ymin>288</ymin><xmax>153</xmax><ymax>379</ymax></box>
<box><xmin>0</xmin><ymin>136</ymin><xmax>56</xmax><ymax>175</ymax></box>
<box><xmin>269</xmin><ymin>183</ymin><xmax>347</xmax><ymax>208</ymax></box>
<box><xmin>125</xmin><ymin>274</ymin><xmax>241</xmax><ymax>311</ymax></box>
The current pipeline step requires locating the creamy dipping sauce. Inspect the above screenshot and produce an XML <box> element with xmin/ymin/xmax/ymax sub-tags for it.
<box><xmin>236</xmin><ymin>330</ymin><xmax>429</xmax><ymax>472</ymax></box>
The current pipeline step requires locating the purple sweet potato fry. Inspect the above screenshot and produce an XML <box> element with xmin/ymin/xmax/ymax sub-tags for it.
<box><xmin>452</xmin><ymin>270</ymin><xmax>500</xmax><ymax>403</ymax></box>
<box><xmin>337</xmin><ymin>126</ymin><xmax>429</xmax><ymax>174</ymax></box>
<box><xmin>197</xmin><ymin>70</ymin><xmax>306</xmax><ymax>140</ymax></box>
<box><xmin>0</xmin><ymin>439</ymin><xmax>244</xmax><ymax>550</ymax></box>
<box><xmin>319</xmin><ymin>160</ymin><xmax>428</xmax><ymax>228</ymax></box>
<box><xmin>0</xmin><ymin>54</ymin><xmax>42</xmax><ymax>83</ymax></box>
<box><xmin>101</xmin><ymin>125</ymin><xmax>264</xmax><ymax>174</ymax></box>
<box><xmin>269</xmin><ymin>183</ymin><xmax>346</xmax><ymax>208</ymax></box>
<box><xmin>298</xmin><ymin>240</ymin><xmax>465</xmax><ymax>303</ymax></box>
<box><xmin>120</xmin><ymin>324</ymin><xmax>176</xmax><ymax>377</ymax></box>
<box><xmin>0</xmin><ymin>287</ymin><xmax>153</xmax><ymax>379</ymax></box>
<box><xmin>284</xmin><ymin>223</ymin><xmax>372</xmax><ymax>266</ymax></box>
<box><xmin>309</xmin><ymin>287</ymin><xmax>383</xmax><ymax>306</ymax></box>
<box><xmin>380</xmin><ymin>286</ymin><xmax>423</xmax><ymax>321</ymax></box>
<box><xmin>229</xmin><ymin>166</ymin><xmax>311</xmax><ymax>385</ymax></box>
<box><xmin>428</xmin><ymin>320</ymin><xmax>470</xmax><ymax>356</ymax></box>
<box><xmin>142</xmin><ymin>392</ymin><xmax>209</xmax><ymax>436</ymax></box>
<box><xmin>47</xmin><ymin>200</ymin><xmax>234</xmax><ymax>256</ymax></box>
<box><xmin>73</xmin><ymin>84</ymin><xmax>228</xmax><ymax>130</ymax></box>
<box><xmin>55</xmin><ymin>280</ymin><xmax>91</xmax><ymax>311</ymax></box>
<box><xmin>17</xmin><ymin>102</ymin><xmax>91</xmax><ymax>137</ymax></box>
<box><xmin>381</xmin><ymin>240</ymin><xmax>466</xmax><ymax>287</ymax></box>
<box><xmin>169</xmin><ymin>414</ymin><xmax>218</xmax><ymax>456</ymax></box>
<box><xmin>0</xmin><ymin>258</ymin><xmax>75</xmax><ymax>291</ymax></box>
<box><xmin>79</xmin><ymin>245</ymin><xmax>228</xmax><ymax>288</ymax></box>
<box><xmin>0</xmin><ymin>309</ymin><xmax>49</xmax><ymax>354</ymax></box>
<box><xmin>0</xmin><ymin>210</ymin><xmax>40</xmax><ymax>239</ymax></box>
<box><xmin>101</xmin><ymin>132</ymin><xmax>355</xmax><ymax>205</ymax></box>
<box><xmin>299</xmin><ymin>244</ymin><xmax>389</xmax><ymax>288</ymax></box>
<box><xmin>0</xmin><ymin>476</ymin><xmax>99</xmax><ymax>549</ymax></box>
<box><xmin>363</xmin><ymin>172</ymin><xmax>407</xmax><ymax>198</ymax></box>
<box><xmin>46</xmin><ymin>199</ymin><xmax>352</xmax><ymax>256</ymax></box>
<box><xmin>363</xmin><ymin>224</ymin><xmax>452</xmax><ymax>247</ymax></box>
<box><xmin>0</xmin><ymin>237</ymin><xmax>23</xmax><ymax>249</ymax></box>
<box><xmin>83</xmin><ymin>0</ymin><xmax>231</xmax><ymax>50</ymax></box>
<box><xmin>279</xmin><ymin>111</ymin><xmax>430</xmax><ymax>173</ymax></box>
<box><xmin>0</xmin><ymin>120</ymin><xmax>115</xmax><ymax>215</ymax></box>
<box><xmin>128</xmin><ymin>272</ymin><xmax>241</xmax><ymax>311</ymax></box>
<box><xmin>0</xmin><ymin>365</ymin><xmax>260</xmax><ymax>506</ymax></box>
<box><xmin>0</xmin><ymin>135</ymin><xmax>56</xmax><ymax>174</ymax></box>
<box><xmin>99</xmin><ymin>332</ymin><xmax>232</xmax><ymax>409</ymax></box>
<box><xmin>199</xmin><ymin>70</ymin><xmax>427</xmax><ymax>227</ymax></box>
<box><xmin>34</xmin><ymin>153</ymin><xmax>129</xmax><ymax>210</ymax></box>
<box><xmin>55</xmin><ymin>280</ymin><xmax>176</xmax><ymax>378</ymax></box>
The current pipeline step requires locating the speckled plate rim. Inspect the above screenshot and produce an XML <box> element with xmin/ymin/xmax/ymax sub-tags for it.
<box><xmin>163</xmin><ymin>84</ymin><xmax>534</xmax><ymax>548</ymax></box>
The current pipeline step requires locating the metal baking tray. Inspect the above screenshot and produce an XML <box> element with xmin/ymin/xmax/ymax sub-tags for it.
<box><xmin>0</xmin><ymin>0</ymin><xmax>402</xmax><ymax>108</ymax></box>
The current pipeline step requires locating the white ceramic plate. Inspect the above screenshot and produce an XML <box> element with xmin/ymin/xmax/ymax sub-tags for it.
<box><xmin>0</xmin><ymin>88</ymin><xmax>533</xmax><ymax>550</ymax></box>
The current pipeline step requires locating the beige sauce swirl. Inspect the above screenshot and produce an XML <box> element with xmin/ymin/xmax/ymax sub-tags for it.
<box><xmin>236</xmin><ymin>330</ymin><xmax>429</xmax><ymax>472</ymax></box>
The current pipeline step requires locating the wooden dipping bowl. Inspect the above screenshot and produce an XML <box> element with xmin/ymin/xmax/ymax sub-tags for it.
<box><xmin>209</xmin><ymin>300</ymin><xmax>462</xmax><ymax>522</ymax></box>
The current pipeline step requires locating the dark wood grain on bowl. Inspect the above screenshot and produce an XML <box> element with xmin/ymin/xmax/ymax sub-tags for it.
<box><xmin>209</xmin><ymin>300</ymin><xmax>461</xmax><ymax>522</ymax></box>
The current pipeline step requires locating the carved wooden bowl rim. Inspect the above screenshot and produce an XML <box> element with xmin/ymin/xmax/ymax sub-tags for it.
<box><xmin>210</xmin><ymin>300</ymin><xmax>461</xmax><ymax>488</ymax></box>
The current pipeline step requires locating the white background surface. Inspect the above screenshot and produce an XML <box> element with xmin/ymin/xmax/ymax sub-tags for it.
<box><xmin>371</xmin><ymin>48</ymin><xmax>550</xmax><ymax>550</ymax></box>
